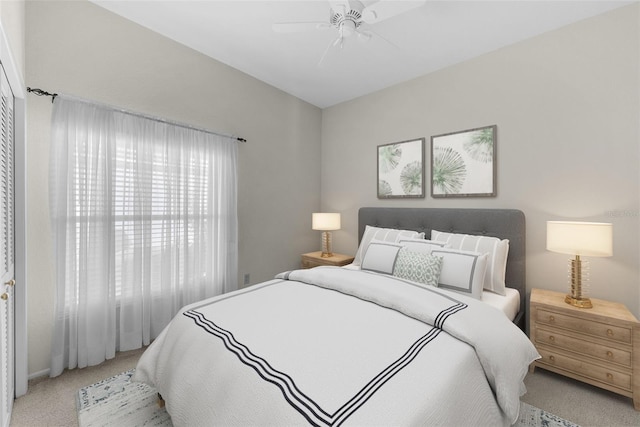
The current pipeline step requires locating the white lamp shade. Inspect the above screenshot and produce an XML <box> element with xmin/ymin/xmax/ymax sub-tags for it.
<box><xmin>547</xmin><ymin>221</ymin><xmax>613</xmax><ymax>257</ymax></box>
<box><xmin>312</xmin><ymin>213</ymin><xmax>341</xmax><ymax>231</ymax></box>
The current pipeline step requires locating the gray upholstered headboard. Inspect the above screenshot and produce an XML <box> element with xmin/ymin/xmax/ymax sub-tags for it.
<box><xmin>358</xmin><ymin>207</ymin><xmax>526</xmax><ymax>329</ymax></box>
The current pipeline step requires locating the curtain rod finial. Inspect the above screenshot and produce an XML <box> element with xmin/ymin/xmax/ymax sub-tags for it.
<box><xmin>27</xmin><ymin>87</ymin><xmax>58</xmax><ymax>102</ymax></box>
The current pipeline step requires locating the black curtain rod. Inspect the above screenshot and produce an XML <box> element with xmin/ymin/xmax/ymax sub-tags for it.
<box><xmin>27</xmin><ymin>87</ymin><xmax>58</xmax><ymax>102</ymax></box>
<box><xmin>26</xmin><ymin>87</ymin><xmax>247</xmax><ymax>143</ymax></box>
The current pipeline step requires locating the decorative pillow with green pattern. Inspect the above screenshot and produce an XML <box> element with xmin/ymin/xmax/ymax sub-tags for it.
<box><xmin>392</xmin><ymin>247</ymin><xmax>443</xmax><ymax>287</ymax></box>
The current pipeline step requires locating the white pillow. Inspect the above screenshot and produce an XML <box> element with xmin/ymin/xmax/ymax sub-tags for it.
<box><xmin>393</xmin><ymin>248</ymin><xmax>443</xmax><ymax>287</ymax></box>
<box><xmin>361</xmin><ymin>241</ymin><xmax>403</xmax><ymax>274</ymax></box>
<box><xmin>353</xmin><ymin>225</ymin><xmax>425</xmax><ymax>266</ymax></box>
<box><xmin>430</xmin><ymin>248</ymin><xmax>488</xmax><ymax>300</ymax></box>
<box><xmin>431</xmin><ymin>230</ymin><xmax>509</xmax><ymax>296</ymax></box>
<box><xmin>397</xmin><ymin>238</ymin><xmax>448</xmax><ymax>254</ymax></box>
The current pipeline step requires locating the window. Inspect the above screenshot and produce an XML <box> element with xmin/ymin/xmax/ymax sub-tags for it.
<box><xmin>50</xmin><ymin>97</ymin><xmax>238</xmax><ymax>375</ymax></box>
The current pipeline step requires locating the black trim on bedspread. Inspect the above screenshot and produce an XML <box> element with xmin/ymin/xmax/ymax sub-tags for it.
<box><xmin>183</xmin><ymin>298</ymin><xmax>466</xmax><ymax>426</ymax></box>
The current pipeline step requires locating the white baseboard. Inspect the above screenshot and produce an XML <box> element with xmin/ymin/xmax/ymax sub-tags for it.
<box><xmin>28</xmin><ymin>368</ymin><xmax>50</xmax><ymax>380</ymax></box>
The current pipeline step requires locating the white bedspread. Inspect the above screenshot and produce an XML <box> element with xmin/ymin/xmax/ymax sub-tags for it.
<box><xmin>133</xmin><ymin>266</ymin><xmax>539</xmax><ymax>426</ymax></box>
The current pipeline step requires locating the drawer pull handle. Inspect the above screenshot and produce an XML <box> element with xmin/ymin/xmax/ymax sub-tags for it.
<box><xmin>607</xmin><ymin>351</ymin><xmax>613</xmax><ymax>358</ymax></box>
<box><xmin>607</xmin><ymin>329</ymin><xmax>614</xmax><ymax>336</ymax></box>
<box><xmin>549</xmin><ymin>316</ymin><xmax>555</xmax><ymax>322</ymax></box>
<box><xmin>549</xmin><ymin>335</ymin><xmax>555</xmax><ymax>342</ymax></box>
<box><xmin>549</xmin><ymin>355</ymin><xmax>555</xmax><ymax>362</ymax></box>
<box><xmin>607</xmin><ymin>373</ymin><xmax>613</xmax><ymax>381</ymax></box>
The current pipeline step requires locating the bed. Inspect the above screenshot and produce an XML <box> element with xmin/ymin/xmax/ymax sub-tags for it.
<box><xmin>133</xmin><ymin>207</ymin><xmax>539</xmax><ymax>426</ymax></box>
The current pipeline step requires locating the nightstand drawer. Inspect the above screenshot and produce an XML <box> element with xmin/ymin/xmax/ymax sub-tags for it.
<box><xmin>535</xmin><ymin>327</ymin><xmax>632</xmax><ymax>367</ymax></box>
<box><xmin>537</xmin><ymin>309</ymin><xmax>632</xmax><ymax>344</ymax></box>
<box><xmin>538</xmin><ymin>348</ymin><xmax>632</xmax><ymax>391</ymax></box>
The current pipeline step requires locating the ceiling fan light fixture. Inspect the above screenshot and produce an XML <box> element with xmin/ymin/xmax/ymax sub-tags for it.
<box><xmin>340</xmin><ymin>20</ymin><xmax>357</xmax><ymax>37</ymax></box>
<box><xmin>329</xmin><ymin>1</ymin><xmax>363</xmax><ymax>38</ymax></box>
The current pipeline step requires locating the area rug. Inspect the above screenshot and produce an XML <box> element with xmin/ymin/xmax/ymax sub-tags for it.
<box><xmin>77</xmin><ymin>369</ymin><xmax>171</xmax><ymax>427</ymax></box>
<box><xmin>77</xmin><ymin>369</ymin><xmax>580</xmax><ymax>427</ymax></box>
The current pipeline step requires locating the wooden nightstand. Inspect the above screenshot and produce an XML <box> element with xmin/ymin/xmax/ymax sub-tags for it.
<box><xmin>529</xmin><ymin>288</ymin><xmax>640</xmax><ymax>410</ymax></box>
<box><xmin>301</xmin><ymin>252</ymin><xmax>354</xmax><ymax>269</ymax></box>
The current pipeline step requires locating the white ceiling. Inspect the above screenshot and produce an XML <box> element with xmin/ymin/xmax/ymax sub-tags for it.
<box><xmin>90</xmin><ymin>0</ymin><xmax>635</xmax><ymax>108</ymax></box>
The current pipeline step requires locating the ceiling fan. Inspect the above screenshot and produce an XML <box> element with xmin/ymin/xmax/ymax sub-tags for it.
<box><xmin>272</xmin><ymin>0</ymin><xmax>426</xmax><ymax>64</ymax></box>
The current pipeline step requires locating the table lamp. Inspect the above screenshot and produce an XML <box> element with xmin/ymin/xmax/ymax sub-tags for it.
<box><xmin>312</xmin><ymin>213</ymin><xmax>341</xmax><ymax>258</ymax></box>
<box><xmin>546</xmin><ymin>221</ymin><xmax>613</xmax><ymax>308</ymax></box>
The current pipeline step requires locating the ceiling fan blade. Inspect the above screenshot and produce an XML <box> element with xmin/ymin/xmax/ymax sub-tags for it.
<box><xmin>362</xmin><ymin>0</ymin><xmax>426</xmax><ymax>24</ymax></box>
<box><xmin>366</xmin><ymin>27</ymin><xmax>401</xmax><ymax>51</ymax></box>
<box><xmin>318</xmin><ymin>34</ymin><xmax>343</xmax><ymax>67</ymax></box>
<box><xmin>328</xmin><ymin>0</ymin><xmax>351</xmax><ymax>14</ymax></box>
<box><xmin>356</xmin><ymin>29</ymin><xmax>373</xmax><ymax>43</ymax></box>
<box><xmin>272</xmin><ymin>22</ymin><xmax>331</xmax><ymax>33</ymax></box>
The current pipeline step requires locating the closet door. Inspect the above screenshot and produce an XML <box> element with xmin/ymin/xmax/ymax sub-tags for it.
<box><xmin>0</xmin><ymin>64</ymin><xmax>15</xmax><ymax>427</ymax></box>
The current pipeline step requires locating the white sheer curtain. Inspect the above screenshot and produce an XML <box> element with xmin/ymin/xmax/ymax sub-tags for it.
<box><xmin>49</xmin><ymin>96</ymin><xmax>238</xmax><ymax>377</ymax></box>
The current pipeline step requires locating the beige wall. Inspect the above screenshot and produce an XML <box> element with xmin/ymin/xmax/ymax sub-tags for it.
<box><xmin>321</xmin><ymin>5</ymin><xmax>640</xmax><ymax>316</ymax></box>
<box><xmin>0</xmin><ymin>0</ymin><xmax>25</xmax><ymax>78</ymax></box>
<box><xmin>25</xmin><ymin>0</ymin><xmax>321</xmax><ymax>376</ymax></box>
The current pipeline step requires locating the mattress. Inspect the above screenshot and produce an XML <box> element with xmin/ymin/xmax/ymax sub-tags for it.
<box><xmin>482</xmin><ymin>287</ymin><xmax>520</xmax><ymax>321</ymax></box>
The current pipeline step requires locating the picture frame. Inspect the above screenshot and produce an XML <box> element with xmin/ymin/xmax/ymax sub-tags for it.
<box><xmin>431</xmin><ymin>125</ymin><xmax>496</xmax><ymax>198</ymax></box>
<box><xmin>377</xmin><ymin>138</ymin><xmax>425</xmax><ymax>199</ymax></box>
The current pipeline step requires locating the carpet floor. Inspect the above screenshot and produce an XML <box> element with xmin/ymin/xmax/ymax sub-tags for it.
<box><xmin>77</xmin><ymin>369</ymin><xmax>579</xmax><ymax>427</ymax></box>
<box><xmin>12</xmin><ymin>347</ymin><xmax>639</xmax><ymax>426</ymax></box>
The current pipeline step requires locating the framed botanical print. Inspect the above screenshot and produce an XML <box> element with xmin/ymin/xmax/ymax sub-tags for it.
<box><xmin>377</xmin><ymin>138</ymin><xmax>425</xmax><ymax>199</ymax></box>
<box><xmin>431</xmin><ymin>125</ymin><xmax>496</xmax><ymax>198</ymax></box>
